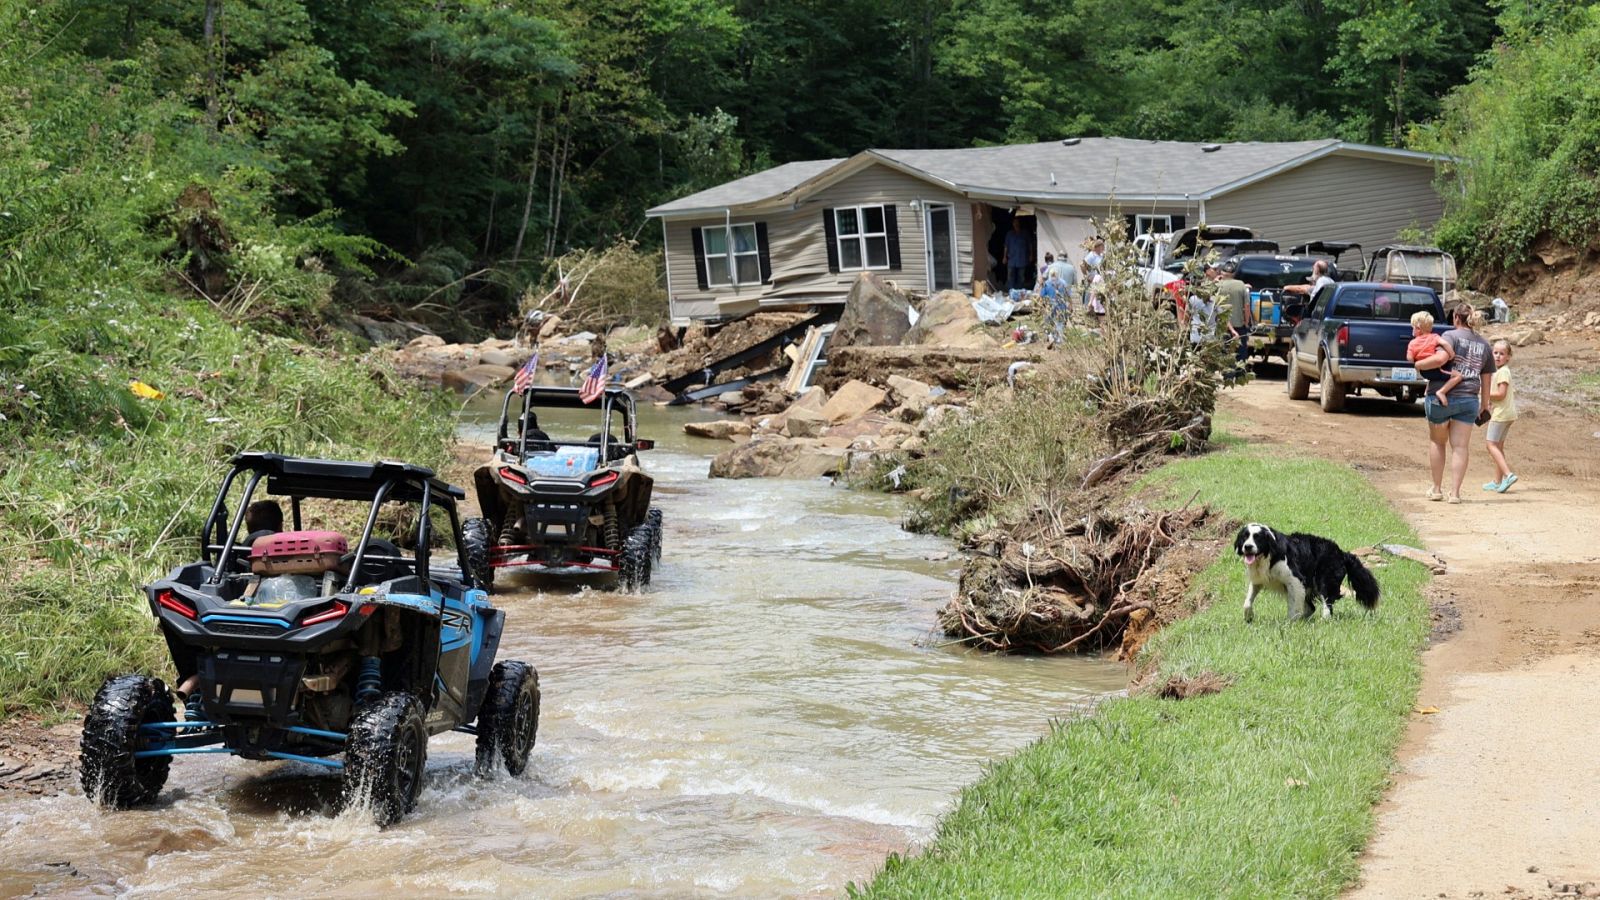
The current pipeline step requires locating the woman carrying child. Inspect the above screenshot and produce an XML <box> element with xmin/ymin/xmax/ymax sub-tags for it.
<box><xmin>1484</xmin><ymin>339</ymin><xmax>1518</xmax><ymax>492</ymax></box>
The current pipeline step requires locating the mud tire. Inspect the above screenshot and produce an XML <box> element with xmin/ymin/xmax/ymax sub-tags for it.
<box><xmin>79</xmin><ymin>674</ymin><xmax>175</xmax><ymax>809</ymax></box>
<box><xmin>646</xmin><ymin>508</ymin><xmax>663</xmax><ymax>563</ymax></box>
<box><xmin>1286</xmin><ymin>357</ymin><xmax>1310</xmax><ymax>401</ymax></box>
<box><xmin>1319</xmin><ymin>357</ymin><xmax>1346</xmax><ymax>413</ymax></box>
<box><xmin>620</xmin><ymin>525</ymin><xmax>652</xmax><ymax>590</ymax></box>
<box><xmin>341</xmin><ymin>691</ymin><xmax>427</xmax><ymax>827</ymax></box>
<box><xmin>462</xmin><ymin>516</ymin><xmax>495</xmax><ymax>591</ymax></box>
<box><xmin>474</xmin><ymin>661</ymin><xmax>540</xmax><ymax>777</ymax></box>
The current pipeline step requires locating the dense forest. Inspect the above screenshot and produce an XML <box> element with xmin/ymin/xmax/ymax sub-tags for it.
<box><xmin>9</xmin><ymin>0</ymin><xmax>1595</xmax><ymax>276</ymax></box>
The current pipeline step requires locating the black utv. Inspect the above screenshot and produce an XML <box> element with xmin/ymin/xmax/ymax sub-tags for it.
<box><xmin>466</xmin><ymin>385</ymin><xmax>662</xmax><ymax>590</ymax></box>
<box><xmin>79</xmin><ymin>452</ymin><xmax>540</xmax><ymax>826</ymax></box>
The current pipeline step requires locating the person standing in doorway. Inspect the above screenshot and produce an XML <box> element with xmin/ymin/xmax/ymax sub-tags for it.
<box><xmin>1003</xmin><ymin>218</ymin><xmax>1030</xmax><ymax>292</ymax></box>
<box><xmin>1217</xmin><ymin>259</ymin><xmax>1252</xmax><ymax>371</ymax></box>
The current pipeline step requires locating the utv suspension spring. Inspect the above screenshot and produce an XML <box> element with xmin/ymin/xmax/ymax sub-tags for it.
<box><xmin>356</xmin><ymin>657</ymin><xmax>383</xmax><ymax>705</ymax></box>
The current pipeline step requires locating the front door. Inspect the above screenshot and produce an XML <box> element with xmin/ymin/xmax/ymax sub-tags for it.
<box><xmin>925</xmin><ymin>204</ymin><xmax>956</xmax><ymax>292</ymax></box>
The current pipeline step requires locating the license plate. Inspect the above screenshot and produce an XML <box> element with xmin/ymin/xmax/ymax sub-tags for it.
<box><xmin>1391</xmin><ymin>367</ymin><xmax>1418</xmax><ymax>381</ymax></box>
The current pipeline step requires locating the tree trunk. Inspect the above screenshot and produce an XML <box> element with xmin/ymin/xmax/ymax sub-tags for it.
<box><xmin>203</xmin><ymin>0</ymin><xmax>222</xmax><ymax>130</ymax></box>
<box><xmin>511</xmin><ymin>105</ymin><xmax>545</xmax><ymax>264</ymax></box>
<box><xmin>545</xmin><ymin>129</ymin><xmax>572</xmax><ymax>258</ymax></box>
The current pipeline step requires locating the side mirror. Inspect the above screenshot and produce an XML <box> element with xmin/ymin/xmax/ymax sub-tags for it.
<box><xmin>635</xmin><ymin>439</ymin><xmax>654</xmax><ymax>451</ymax></box>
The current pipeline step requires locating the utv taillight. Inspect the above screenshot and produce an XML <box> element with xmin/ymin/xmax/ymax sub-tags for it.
<box><xmin>1336</xmin><ymin>325</ymin><xmax>1350</xmax><ymax>344</ymax></box>
<box><xmin>588</xmin><ymin>472</ymin><xmax>618</xmax><ymax>488</ymax></box>
<box><xmin>300</xmin><ymin>600</ymin><xmax>349</xmax><ymax>627</ymax></box>
<box><xmin>156</xmin><ymin>589</ymin><xmax>197</xmax><ymax>620</ymax></box>
<box><xmin>499</xmin><ymin>467</ymin><xmax>528</xmax><ymax>485</ymax></box>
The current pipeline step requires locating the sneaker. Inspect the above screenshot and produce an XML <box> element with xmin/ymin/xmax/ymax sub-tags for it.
<box><xmin>1483</xmin><ymin>479</ymin><xmax>1504</xmax><ymax>492</ymax></box>
<box><xmin>1496</xmin><ymin>473</ymin><xmax>1518</xmax><ymax>493</ymax></box>
<box><xmin>1425</xmin><ymin>486</ymin><xmax>1444</xmax><ymax>501</ymax></box>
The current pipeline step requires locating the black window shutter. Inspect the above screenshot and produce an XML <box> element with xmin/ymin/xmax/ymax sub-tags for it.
<box><xmin>884</xmin><ymin>205</ymin><xmax>901</xmax><ymax>270</ymax></box>
<box><xmin>755</xmin><ymin>222</ymin><xmax>772</xmax><ymax>283</ymax></box>
<box><xmin>1124</xmin><ymin>214</ymin><xmax>1139</xmax><ymax>238</ymax></box>
<box><xmin>1171</xmin><ymin>215</ymin><xmax>1186</xmax><ymax>230</ymax></box>
<box><xmin>690</xmin><ymin>227</ymin><xmax>709</xmax><ymax>291</ymax></box>
<box><xmin>822</xmin><ymin>209</ymin><xmax>839</xmax><ymax>273</ymax></box>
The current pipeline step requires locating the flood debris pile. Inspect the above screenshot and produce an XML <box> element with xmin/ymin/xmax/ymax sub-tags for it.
<box><xmin>940</xmin><ymin>505</ymin><xmax>1221</xmax><ymax>654</ymax></box>
<box><xmin>911</xmin><ymin>219</ymin><xmax>1234</xmax><ymax>655</ymax></box>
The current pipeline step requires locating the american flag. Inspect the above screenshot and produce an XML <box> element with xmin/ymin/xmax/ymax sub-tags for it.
<box><xmin>512</xmin><ymin>353</ymin><xmax>539</xmax><ymax>393</ymax></box>
<box><xmin>578</xmin><ymin>354</ymin><xmax>608</xmax><ymax>404</ymax></box>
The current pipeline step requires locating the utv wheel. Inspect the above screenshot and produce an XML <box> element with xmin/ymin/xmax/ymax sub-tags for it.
<box><xmin>341</xmin><ymin>691</ymin><xmax>427</xmax><ymax>826</ymax></box>
<box><xmin>1286</xmin><ymin>357</ymin><xmax>1309</xmax><ymax>401</ymax></box>
<box><xmin>645</xmin><ymin>508</ymin><xmax>664</xmax><ymax>563</ymax></box>
<box><xmin>80</xmin><ymin>674</ymin><xmax>176</xmax><ymax>809</ymax></box>
<box><xmin>1318</xmin><ymin>358</ymin><xmax>1346</xmax><ymax>413</ymax></box>
<box><xmin>462</xmin><ymin>516</ymin><xmax>495</xmax><ymax>591</ymax></box>
<box><xmin>474</xmin><ymin>661</ymin><xmax>540</xmax><ymax>777</ymax></box>
<box><xmin>619</xmin><ymin>526</ymin><xmax>652</xmax><ymax>589</ymax></box>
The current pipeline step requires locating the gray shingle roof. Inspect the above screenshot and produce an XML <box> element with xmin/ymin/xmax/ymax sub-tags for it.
<box><xmin>646</xmin><ymin>159</ymin><xmax>845</xmax><ymax>216</ymax></box>
<box><xmin>871</xmin><ymin>137</ymin><xmax>1340</xmax><ymax>200</ymax></box>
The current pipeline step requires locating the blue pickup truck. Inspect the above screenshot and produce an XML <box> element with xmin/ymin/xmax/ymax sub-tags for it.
<box><xmin>1286</xmin><ymin>282</ymin><xmax>1447</xmax><ymax>413</ymax></box>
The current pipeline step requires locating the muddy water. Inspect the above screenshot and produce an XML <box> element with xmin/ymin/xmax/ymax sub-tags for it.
<box><xmin>0</xmin><ymin>400</ymin><xmax>1125</xmax><ymax>898</ymax></box>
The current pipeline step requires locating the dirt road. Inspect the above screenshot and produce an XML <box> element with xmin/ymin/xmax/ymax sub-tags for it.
<box><xmin>1221</xmin><ymin>337</ymin><xmax>1600</xmax><ymax>899</ymax></box>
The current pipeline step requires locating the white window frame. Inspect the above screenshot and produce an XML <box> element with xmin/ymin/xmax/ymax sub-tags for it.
<box><xmin>834</xmin><ymin>205</ymin><xmax>892</xmax><ymax>272</ymax></box>
<box><xmin>699</xmin><ymin>222</ymin><xmax>761</xmax><ymax>288</ymax></box>
<box><xmin>1134</xmin><ymin>214</ymin><xmax>1172</xmax><ymax>236</ymax></box>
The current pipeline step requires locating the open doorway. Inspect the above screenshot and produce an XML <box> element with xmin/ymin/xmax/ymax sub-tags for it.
<box><xmin>985</xmin><ymin>206</ymin><xmax>1036</xmax><ymax>293</ymax></box>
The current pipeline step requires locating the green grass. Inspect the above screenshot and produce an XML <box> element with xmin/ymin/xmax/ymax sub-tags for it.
<box><xmin>857</xmin><ymin>444</ymin><xmax>1431</xmax><ymax>899</ymax></box>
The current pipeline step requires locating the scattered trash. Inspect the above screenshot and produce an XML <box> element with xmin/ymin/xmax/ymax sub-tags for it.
<box><xmin>1285</xmin><ymin>778</ymin><xmax>1309</xmax><ymax>789</ymax></box>
<box><xmin>128</xmin><ymin>380</ymin><xmax>164</xmax><ymax>400</ymax></box>
<box><xmin>972</xmin><ymin>294</ymin><xmax>1016</xmax><ymax>324</ymax></box>
<box><xmin>885</xmin><ymin>464</ymin><xmax>907</xmax><ymax>488</ymax></box>
<box><xmin>1006</xmin><ymin>360</ymin><xmax>1033</xmax><ymax>387</ymax></box>
<box><xmin>1415</xmin><ymin>705</ymin><xmax>1441</xmax><ymax>715</ymax></box>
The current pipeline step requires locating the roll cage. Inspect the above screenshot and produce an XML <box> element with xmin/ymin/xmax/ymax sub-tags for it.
<box><xmin>199</xmin><ymin>452</ymin><xmax>472</xmax><ymax>594</ymax></box>
<box><xmin>494</xmin><ymin>386</ymin><xmax>643</xmax><ymax>461</ymax></box>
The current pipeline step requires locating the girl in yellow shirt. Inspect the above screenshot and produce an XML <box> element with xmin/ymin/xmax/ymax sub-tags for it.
<box><xmin>1484</xmin><ymin>340</ymin><xmax>1517</xmax><ymax>492</ymax></box>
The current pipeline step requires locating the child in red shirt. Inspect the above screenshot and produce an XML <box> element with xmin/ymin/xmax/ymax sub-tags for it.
<box><xmin>1408</xmin><ymin>311</ymin><xmax>1461</xmax><ymax>404</ymax></box>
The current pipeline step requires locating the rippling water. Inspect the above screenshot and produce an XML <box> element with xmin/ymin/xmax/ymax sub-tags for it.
<box><xmin>0</xmin><ymin>399</ymin><xmax>1125</xmax><ymax>897</ymax></box>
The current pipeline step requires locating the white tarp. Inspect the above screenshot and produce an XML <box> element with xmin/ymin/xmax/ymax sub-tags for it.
<box><xmin>1035</xmin><ymin>211</ymin><xmax>1097</xmax><ymax>269</ymax></box>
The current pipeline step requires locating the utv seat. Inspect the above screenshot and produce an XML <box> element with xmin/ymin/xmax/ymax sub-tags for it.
<box><xmin>344</xmin><ymin>538</ymin><xmax>409</xmax><ymax>585</ymax></box>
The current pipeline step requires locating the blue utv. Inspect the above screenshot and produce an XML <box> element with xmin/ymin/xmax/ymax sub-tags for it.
<box><xmin>79</xmin><ymin>452</ymin><xmax>540</xmax><ymax>826</ymax></box>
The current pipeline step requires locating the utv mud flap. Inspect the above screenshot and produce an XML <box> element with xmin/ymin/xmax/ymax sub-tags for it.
<box><xmin>466</xmin><ymin>607</ymin><xmax>506</xmax><ymax>717</ymax></box>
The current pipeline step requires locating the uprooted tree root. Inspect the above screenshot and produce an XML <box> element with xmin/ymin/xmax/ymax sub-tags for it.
<box><xmin>1140</xmin><ymin>671</ymin><xmax>1234</xmax><ymax>700</ymax></box>
<box><xmin>939</xmin><ymin>505</ymin><xmax>1222</xmax><ymax>654</ymax></box>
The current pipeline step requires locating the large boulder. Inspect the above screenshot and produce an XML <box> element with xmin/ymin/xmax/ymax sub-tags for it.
<box><xmin>442</xmin><ymin>364</ymin><xmax>516</xmax><ymax>392</ymax></box>
<box><xmin>765</xmin><ymin>386</ymin><xmax>828</xmax><ymax>433</ymax></box>
<box><xmin>821</xmin><ymin>379</ymin><xmax>889</xmax><ymax>424</ymax></box>
<box><xmin>708</xmin><ymin>436</ymin><xmax>846</xmax><ymax>479</ymax></box>
<box><xmin>479</xmin><ymin>348</ymin><xmax>527</xmax><ymax>368</ymax></box>
<box><xmin>833</xmin><ymin>272</ymin><xmax>915</xmax><ymax>348</ymax></box>
<box><xmin>903</xmin><ymin>290</ymin><xmax>1000</xmax><ymax>349</ymax></box>
<box><xmin>684</xmin><ymin>420</ymin><xmax>752</xmax><ymax>441</ymax></box>
<box><xmin>783</xmin><ymin>407</ymin><xmax>830</xmax><ymax>438</ymax></box>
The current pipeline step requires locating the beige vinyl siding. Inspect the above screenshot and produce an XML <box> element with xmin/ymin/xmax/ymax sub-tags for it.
<box><xmin>1204</xmin><ymin>153</ymin><xmax>1443</xmax><ymax>257</ymax></box>
<box><xmin>663</xmin><ymin>164</ymin><xmax>973</xmax><ymax>320</ymax></box>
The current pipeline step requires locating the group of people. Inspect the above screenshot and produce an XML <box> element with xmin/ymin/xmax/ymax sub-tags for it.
<box><xmin>1408</xmin><ymin>302</ymin><xmax>1518</xmax><ymax>502</ymax></box>
<box><xmin>1008</xmin><ymin>226</ymin><xmax>1106</xmax><ymax>340</ymax></box>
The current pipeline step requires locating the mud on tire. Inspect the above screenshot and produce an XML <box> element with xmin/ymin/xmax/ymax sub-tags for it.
<box><xmin>620</xmin><ymin>524</ymin><xmax>653</xmax><ymax>589</ymax></box>
<box><xmin>462</xmin><ymin>516</ymin><xmax>495</xmax><ymax>591</ymax></box>
<box><xmin>341</xmin><ymin>691</ymin><xmax>428</xmax><ymax>827</ymax></box>
<box><xmin>474</xmin><ymin>661</ymin><xmax>540</xmax><ymax>777</ymax></box>
<box><xmin>80</xmin><ymin>674</ymin><xmax>176</xmax><ymax>809</ymax></box>
<box><xmin>645</xmin><ymin>508</ymin><xmax>663</xmax><ymax>563</ymax></box>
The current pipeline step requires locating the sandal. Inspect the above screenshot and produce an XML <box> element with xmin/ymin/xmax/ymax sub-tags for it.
<box><xmin>1446</xmin><ymin>493</ymin><xmax>1463</xmax><ymax>504</ymax></box>
<box><xmin>1425</xmin><ymin>486</ymin><xmax>1444</xmax><ymax>501</ymax></box>
<box><xmin>1496</xmin><ymin>473</ymin><xmax>1518</xmax><ymax>493</ymax></box>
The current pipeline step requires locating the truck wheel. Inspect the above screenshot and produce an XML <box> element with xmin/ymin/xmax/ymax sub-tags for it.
<box><xmin>474</xmin><ymin>661</ymin><xmax>540</xmax><ymax>777</ymax></box>
<box><xmin>342</xmin><ymin>691</ymin><xmax>427</xmax><ymax>827</ymax></box>
<box><xmin>462</xmin><ymin>516</ymin><xmax>495</xmax><ymax>592</ymax></box>
<box><xmin>1319</xmin><ymin>358</ymin><xmax>1347</xmax><ymax>412</ymax></box>
<box><xmin>80</xmin><ymin>674</ymin><xmax>175</xmax><ymax>809</ymax></box>
<box><xmin>1286</xmin><ymin>357</ymin><xmax>1310</xmax><ymax>401</ymax></box>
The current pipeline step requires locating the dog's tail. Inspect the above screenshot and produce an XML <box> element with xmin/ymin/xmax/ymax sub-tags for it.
<box><xmin>1344</xmin><ymin>553</ymin><xmax>1381</xmax><ymax>609</ymax></box>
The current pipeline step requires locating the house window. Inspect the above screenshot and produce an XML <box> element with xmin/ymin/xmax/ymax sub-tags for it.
<box><xmin>834</xmin><ymin>205</ymin><xmax>892</xmax><ymax>271</ymax></box>
<box><xmin>1134</xmin><ymin>214</ymin><xmax>1172</xmax><ymax>236</ymax></box>
<box><xmin>700</xmin><ymin>223</ymin><xmax>761</xmax><ymax>287</ymax></box>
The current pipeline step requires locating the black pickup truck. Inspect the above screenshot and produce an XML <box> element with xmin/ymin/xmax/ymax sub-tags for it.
<box><xmin>1286</xmin><ymin>281</ymin><xmax>1446</xmax><ymax>413</ymax></box>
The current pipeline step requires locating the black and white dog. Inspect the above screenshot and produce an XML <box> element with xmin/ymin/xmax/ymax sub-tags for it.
<box><xmin>1234</xmin><ymin>523</ymin><xmax>1380</xmax><ymax>621</ymax></box>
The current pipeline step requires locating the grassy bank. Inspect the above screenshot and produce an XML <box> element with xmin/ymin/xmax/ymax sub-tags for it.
<box><xmin>858</xmin><ymin>444</ymin><xmax>1431</xmax><ymax>898</ymax></box>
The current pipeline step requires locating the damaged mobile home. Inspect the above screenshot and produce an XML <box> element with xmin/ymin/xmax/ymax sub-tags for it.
<box><xmin>647</xmin><ymin>138</ymin><xmax>1447</xmax><ymax>324</ymax></box>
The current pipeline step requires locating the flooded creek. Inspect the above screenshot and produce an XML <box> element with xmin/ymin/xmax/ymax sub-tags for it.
<box><xmin>0</xmin><ymin>400</ymin><xmax>1126</xmax><ymax>897</ymax></box>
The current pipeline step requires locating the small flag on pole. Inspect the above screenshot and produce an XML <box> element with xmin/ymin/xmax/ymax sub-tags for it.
<box><xmin>513</xmin><ymin>353</ymin><xmax>539</xmax><ymax>394</ymax></box>
<box><xmin>578</xmin><ymin>354</ymin><xmax>608</xmax><ymax>404</ymax></box>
